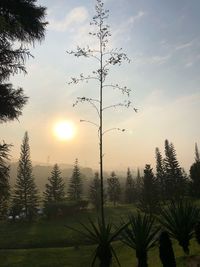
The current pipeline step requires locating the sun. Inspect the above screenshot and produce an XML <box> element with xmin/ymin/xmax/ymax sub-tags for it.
<box><xmin>54</xmin><ymin>121</ymin><xmax>75</xmax><ymax>141</ymax></box>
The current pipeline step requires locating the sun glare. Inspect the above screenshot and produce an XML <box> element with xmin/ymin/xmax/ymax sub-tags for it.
<box><xmin>54</xmin><ymin>121</ymin><xmax>75</xmax><ymax>141</ymax></box>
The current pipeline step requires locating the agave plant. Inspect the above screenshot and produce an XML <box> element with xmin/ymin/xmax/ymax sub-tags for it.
<box><xmin>67</xmin><ymin>217</ymin><xmax>127</xmax><ymax>267</ymax></box>
<box><xmin>121</xmin><ymin>212</ymin><xmax>159</xmax><ymax>267</ymax></box>
<box><xmin>159</xmin><ymin>200</ymin><xmax>200</xmax><ymax>254</ymax></box>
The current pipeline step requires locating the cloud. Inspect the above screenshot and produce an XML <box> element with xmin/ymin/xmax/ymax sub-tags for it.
<box><xmin>112</xmin><ymin>10</ymin><xmax>146</xmax><ymax>42</ymax></box>
<box><xmin>48</xmin><ymin>6</ymin><xmax>89</xmax><ymax>32</ymax></box>
<box><xmin>175</xmin><ymin>41</ymin><xmax>193</xmax><ymax>50</ymax></box>
<box><xmin>128</xmin><ymin>11</ymin><xmax>146</xmax><ymax>25</ymax></box>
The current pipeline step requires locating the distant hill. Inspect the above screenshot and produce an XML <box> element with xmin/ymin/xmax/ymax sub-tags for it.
<box><xmin>9</xmin><ymin>162</ymin><xmax>94</xmax><ymax>193</ymax></box>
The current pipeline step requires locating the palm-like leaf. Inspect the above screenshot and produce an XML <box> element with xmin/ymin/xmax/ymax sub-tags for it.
<box><xmin>159</xmin><ymin>200</ymin><xmax>200</xmax><ymax>254</ymax></box>
<box><xmin>67</xmin><ymin>217</ymin><xmax>127</xmax><ymax>267</ymax></box>
<box><xmin>121</xmin><ymin>212</ymin><xmax>159</xmax><ymax>267</ymax></box>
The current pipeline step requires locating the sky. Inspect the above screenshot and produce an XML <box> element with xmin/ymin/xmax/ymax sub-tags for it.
<box><xmin>1</xmin><ymin>0</ymin><xmax>200</xmax><ymax>173</ymax></box>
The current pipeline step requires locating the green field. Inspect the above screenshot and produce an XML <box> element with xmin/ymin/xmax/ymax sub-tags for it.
<box><xmin>0</xmin><ymin>205</ymin><xmax>200</xmax><ymax>266</ymax></box>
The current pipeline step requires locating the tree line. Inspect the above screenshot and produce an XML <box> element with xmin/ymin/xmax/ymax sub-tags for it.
<box><xmin>1</xmin><ymin>130</ymin><xmax>200</xmax><ymax>220</ymax></box>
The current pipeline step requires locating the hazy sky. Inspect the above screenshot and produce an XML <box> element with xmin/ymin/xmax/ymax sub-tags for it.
<box><xmin>1</xmin><ymin>0</ymin><xmax>200</xmax><ymax>172</ymax></box>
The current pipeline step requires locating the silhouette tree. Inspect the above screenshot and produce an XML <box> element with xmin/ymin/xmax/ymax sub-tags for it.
<box><xmin>159</xmin><ymin>231</ymin><xmax>176</xmax><ymax>267</ymax></box>
<box><xmin>89</xmin><ymin>172</ymin><xmax>101</xmax><ymax>211</ymax></box>
<box><xmin>155</xmin><ymin>147</ymin><xmax>166</xmax><ymax>202</ymax></box>
<box><xmin>125</xmin><ymin>167</ymin><xmax>135</xmax><ymax>203</ymax></box>
<box><xmin>107</xmin><ymin>171</ymin><xmax>121</xmax><ymax>206</ymax></box>
<box><xmin>0</xmin><ymin>142</ymin><xmax>11</xmax><ymax>218</ymax></box>
<box><xmin>44</xmin><ymin>164</ymin><xmax>65</xmax><ymax>203</ymax></box>
<box><xmin>12</xmin><ymin>132</ymin><xmax>38</xmax><ymax>220</ymax></box>
<box><xmin>138</xmin><ymin>164</ymin><xmax>159</xmax><ymax>214</ymax></box>
<box><xmin>135</xmin><ymin>168</ymin><xmax>142</xmax><ymax>202</ymax></box>
<box><xmin>68</xmin><ymin>159</ymin><xmax>82</xmax><ymax>201</ymax></box>
<box><xmin>0</xmin><ymin>0</ymin><xmax>47</xmax><ymax>122</ymax></box>
<box><xmin>67</xmin><ymin>0</ymin><xmax>135</xmax><ymax>225</ymax></box>
<box><xmin>190</xmin><ymin>143</ymin><xmax>200</xmax><ymax>198</ymax></box>
<box><xmin>164</xmin><ymin>140</ymin><xmax>186</xmax><ymax>199</ymax></box>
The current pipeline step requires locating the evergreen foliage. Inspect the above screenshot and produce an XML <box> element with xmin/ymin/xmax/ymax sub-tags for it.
<box><xmin>155</xmin><ymin>147</ymin><xmax>166</xmax><ymax>202</ymax></box>
<box><xmin>135</xmin><ymin>168</ymin><xmax>142</xmax><ymax>202</ymax></box>
<box><xmin>164</xmin><ymin>140</ymin><xmax>186</xmax><ymax>199</ymax></box>
<box><xmin>190</xmin><ymin>143</ymin><xmax>200</xmax><ymax>198</ymax></box>
<box><xmin>138</xmin><ymin>164</ymin><xmax>159</xmax><ymax>214</ymax></box>
<box><xmin>68</xmin><ymin>159</ymin><xmax>82</xmax><ymax>201</ymax></box>
<box><xmin>195</xmin><ymin>143</ymin><xmax>200</xmax><ymax>163</ymax></box>
<box><xmin>0</xmin><ymin>142</ymin><xmax>10</xmax><ymax>218</ymax></box>
<box><xmin>89</xmin><ymin>172</ymin><xmax>101</xmax><ymax>211</ymax></box>
<box><xmin>12</xmin><ymin>132</ymin><xmax>38</xmax><ymax>220</ymax></box>
<box><xmin>124</xmin><ymin>168</ymin><xmax>135</xmax><ymax>203</ymax></box>
<box><xmin>0</xmin><ymin>0</ymin><xmax>47</xmax><ymax>122</ymax></box>
<box><xmin>107</xmin><ymin>171</ymin><xmax>121</xmax><ymax>206</ymax></box>
<box><xmin>159</xmin><ymin>231</ymin><xmax>176</xmax><ymax>267</ymax></box>
<box><xmin>44</xmin><ymin>164</ymin><xmax>65</xmax><ymax>203</ymax></box>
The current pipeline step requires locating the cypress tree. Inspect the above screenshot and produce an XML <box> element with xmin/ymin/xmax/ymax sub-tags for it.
<box><xmin>155</xmin><ymin>147</ymin><xmax>166</xmax><ymax>202</ymax></box>
<box><xmin>44</xmin><ymin>164</ymin><xmax>65</xmax><ymax>203</ymax></box>
<box><xmin>12</xmin><ymin>132</ymin><xmax>38</xmax><ymax>220</ymax></box>
<box><xmin>159</xmin><ymin>231</ymin><xmax>176</xmax><ymax>267</ymax></box>
<box><xmin>125</xmin><ymin>167</ymin><xmax>135</xmax><ymax>203</ymax></box>
<box><xmin>107</xmin><ymin>171</ymin><xmax>121</xmax><ymax>206</ymax></box>
<box><xmin>164</xmin><ymin>140</ymin><xmax>186</xmax><ymax>199</ymax></box>
<box><xmin>0</xmin><ymin>143</ymin><xmax>10</xmax><ymax>219</ymax></box>
<box><xmin>68</xmin><ymin>159</ymin><xmax>82</xmax><ymax>201</ymax></box>
<box><xmin>138</xmin><ymin>164</ymin><xmax>159</xmax><ymax>214</ymax></box>
<box><xmin>89</xmin><ymin>172</ymin><xmax>101</xmax><ymax>211</ymax></box>
<box><xmin>135</xmin><ymin>168</ymin><xmax>142</xmax><ymax>202</ymax></box>
<box><xmin>190</xmin><ymin>143</ymin><xmax>200</xmax><ymax>198</ymax></box>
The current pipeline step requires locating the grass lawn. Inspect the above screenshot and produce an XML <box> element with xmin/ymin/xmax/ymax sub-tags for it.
<box><xmin>1</xmin><ymin>204</ymin><xmax>200</xmax><ymax>266</ymax></box>
<box><xmin>0</xmin><ymin>205</ymin><xmax>136</xmax><ymax>249</ymax></box>
<box><xmin>0</xmin><ymin>240</ymin><xmax>199</xmax><ymax>267</ymax></box>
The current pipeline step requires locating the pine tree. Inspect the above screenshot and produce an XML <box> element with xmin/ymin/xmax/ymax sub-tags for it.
<box><xmin>138</xmin><ymin>164</ymin><xmax>159</xmax><ymax>214</ymax></box>
<box><xmin>155</xmin><ymin>147</ymin><xmax>166</xmax><ymax>202</ymax></box>
<box><xmin>0</xmin><ymin>0</ymin><xmax>47</xmax><ymax>122</ymax></box>
<box><xmin>0</xmin><ymin>142</ymin><xmax>10</xmax><ymax>218</ymax></box>
<box><xmin>89</xmin><ymin>172</ymin><xmax>101</xmax><ymax>211</ymax></box>
<box><xmin>107</xmin><ymin>171</ymin><xmax>121</xmax><ymax>206</ymax></box>
<box><xmin>12</xmin><ymin>132</ymin><xmax>38</xmax><ymax>220</ymax></box>
<box><xmin>125</xmin><ymin>168</ymin><xmax>135</xmax><ymax>203</ymax></box>
<box><xmin>190</xmin><ymin>143</ymin><xmax>200</xmax><ymax>198</ymax></box>
<box><xmin>164</xmin><ymin>140</ymin><xmax>186</xmax><ymax>199</ymax></box>
<box><xmin>68</xmin><ymin>159</ymin><xmax>82</xmax><ymax>201</ymax></box>
<box><xmin>195</xmin><ymin>143</ymin><xmax>200</xmax><ymax>163</ymax></box>
<box><xmin>44</xmin><ymin>164</ymin><xmax>65</xmax><ymax>203</ymax></box>
<box><xmin>135</xmin><ymin>168</ymin><xmax>142</xmax><ymax>202</ymax></box>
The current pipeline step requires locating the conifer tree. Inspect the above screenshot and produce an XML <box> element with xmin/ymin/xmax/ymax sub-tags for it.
<box><xmin>107</xmin><ymin>171</ymin><xmax>121</xmax><ymax>206</ymax></box>
<box><xmin>89</xmin><ymin>172</ymin><xmax>101</xmax><ymax>210</ymax></box>
<box><xmin>155</xmin><ymin>147</ymin><xmax>166</xmax><ymax>202</ymax></box>
<box><xmin>125</xmin><ymin>167</ymin><xmax>135</xmax><ymax>203</ymax></box>
<box><xmin>190</xmin><ymin>143</ymin><xmax>200</xmax><ymax>198</ymax></box>
<box><xmin>195</xmin><ymin>143</ymin><xmax>200</xmax><ymax>163</ymax></box>
<box><xmin>68</xmin><ymin>159</ymin><xmax>82</xmax><ymax>201</ymax></box>
<box><xmin>12</xmin><ymin>132</ymin><xmax>38</xmax><ymax>220</ymax></box>
<box><xmin>0</xmin><ymin>0</ymin><xmax>47</xmax><ymax>122</ymax></box>
<box><xmin>44</xmin><ymin>164</ymin><xmax>65</xmax><ymax>203</ymax></box>
<box><xmin>135</xmin><ymin>168</ymin><xmax>142</xmax><ymax>202</ymax></box>
<box><xmin>138</xmin><ymin>164</ymin><xmax>159</xmax><ymax>214</ymax></box>
<box><xmin>164</xmin><ymin>140</ymin><xmax>186</xmax><ymax>199</ymax></box>
<box><xmin>0</xmin><ymin>142</ymin><xmax>10</xmax><ymax>218</ymax></box>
